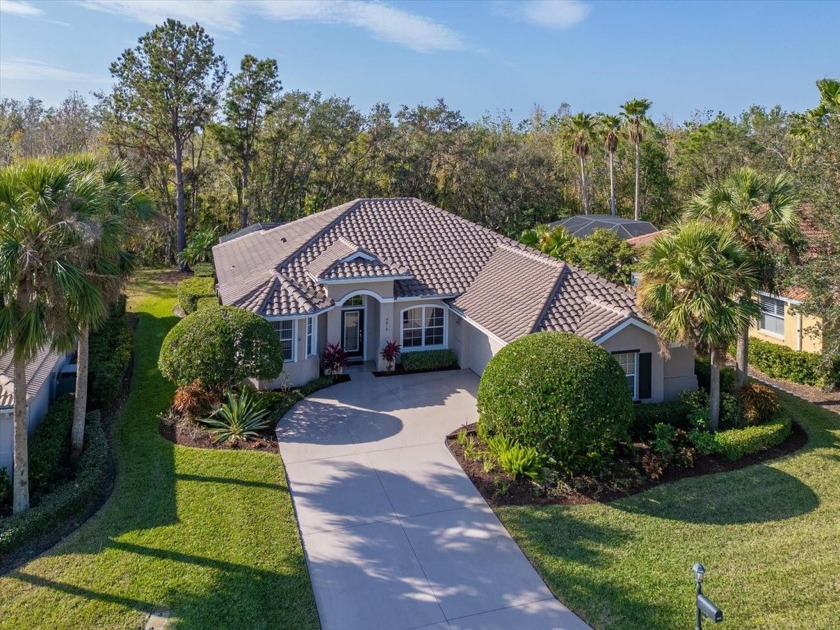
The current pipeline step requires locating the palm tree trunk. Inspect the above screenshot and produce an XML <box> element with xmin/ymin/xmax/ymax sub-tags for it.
<box><xmin>609</xmin><ymin>151</ymin><xmax>617</xmax><ymax>216</ymax></box>
<box><xmin>12</xmin><ymin>356</ymin><xmax>30</xmax><ymax>513</ymax></box>
<box><xmin>579</xmin><ymin>156</ymin><xmax>589</xmax><ymax>215</ymax></box>
<box><xmin>634</xmin><ymin>140</ymin><xmax>641</xmax><ymax>221</ymax></box>
<box><xmin>736</xmin><ymin>326</ymin><xmax>750</xmax><ymax>389</ymax></box>
<box><xmin>71</xmin><ymin>324</ymin><xmax>89</xmax><ymax>458</ymax></box>
<box><xmin>709</xmin><ymin>347</ymin><xmax>721</xmax><ymax>431</ymax></box>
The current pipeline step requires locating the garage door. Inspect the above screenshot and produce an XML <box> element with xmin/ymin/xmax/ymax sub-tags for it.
<box><xmin>466</xmin><ymin>323</ymin><xmax>503</xmax><ymax>376</ymax></box>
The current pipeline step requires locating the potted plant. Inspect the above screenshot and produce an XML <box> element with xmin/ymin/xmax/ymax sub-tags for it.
<box><xmin>322</xmin><ymin>342</ymin><xmax>348</xmax><ymax>379</ymax></box>
<box><xmin>381</xmin><ymin>340</ymin><xmax>401</xmax><ymax>373</ymax></box>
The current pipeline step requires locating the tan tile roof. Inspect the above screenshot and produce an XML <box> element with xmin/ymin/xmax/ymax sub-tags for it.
<box><xmin>0</xmin><ymin>346</ymin><xmax>65</xmax><ymax>407</ymax></box>
<box><xmin>213</xmin><ymin>198</ymin><xmax>642</xmax><ymax>341</ymax></box>
<box><xmin>626</xmin><ymin>229</ymin><xmax>668</xmax><ymax>248</ymax></box>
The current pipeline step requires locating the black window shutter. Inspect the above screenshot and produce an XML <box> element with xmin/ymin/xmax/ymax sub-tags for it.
<box><xmin>638</xmin><ymin>353</ymin><xmax>652</xmax><ymax>400</ymax></box>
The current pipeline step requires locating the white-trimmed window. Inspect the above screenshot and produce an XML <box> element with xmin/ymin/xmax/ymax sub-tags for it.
<box><xmin>305</xmin><ymin>317</ymin><xmax>316</xmax><ymax>357</ymax></box>
<box><xmin>402</xmin><ymin>306</ymin><xmax>445</xmax><ymax>349</ymax></box>
<box><xmin>759</xmin><ymin>295</ymin><xmax>785</xmax><ymax>336</ymax></box>
<box><xmin>344</xmin><ymin>295</ymin><xmax>364</xmax><ymax>306</ymax></box>
<box><xmin>614</xmin><ymin>351</ymin><xmax>638</xmax><ymax>400</ymax></box>
<box><xmin>273</xmin><ymin>320</ymin><xmax>295</xmax><ymax>361</ymax></box>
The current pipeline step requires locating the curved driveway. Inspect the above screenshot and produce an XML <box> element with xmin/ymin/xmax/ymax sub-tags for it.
<box><xmin>277</xmin><ymin>367</ymin><xmax>589</xmax><ymax>630</ymax></box>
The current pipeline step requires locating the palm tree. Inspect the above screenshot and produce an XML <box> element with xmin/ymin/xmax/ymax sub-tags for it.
<box><xmin>620</xmin><ymin>98</ymin><xmax>653</xmax><ymax>220</ymax></box>
<box><xmin>637</xmin><ymin>222</ymin><xmax>759</xmax><ymax>429</ymax></box>
<box><xmin>599</xmin><ymin>114</ymin><xmax>622</xmax><ymax>216</ymax></box>
<box><xmin>0</xmin><ymin>159</ymin><xmax>105</xmax><ymax>512</ymax></box>
<box><xmin>65</xmin><ymin>157</ymin><xmax>152</xmax><ymax>457</ymax></box>
<box><xmin>685</xmin><ymin>168</ymin><xmax>800</xmax><ymax>388</ymax></box>
<box><xmin>563</xmin><ymin>113</ymin><xmax>599</xmax><ymax>215</ymax></box>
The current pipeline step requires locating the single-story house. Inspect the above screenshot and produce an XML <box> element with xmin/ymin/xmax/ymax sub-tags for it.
<box><xmin>212</xmin><ymin>198</ymin><xmax>697</xmax><ymax>401</ymax></box>
<box><xmin>549</xmin><ymin>215</ymin><xmax>661</xmax><ymax>240</ymax></box>
<box><xmin>0</xmin><ymin>347</ymin><xmax>73</xmax><ymax>475</ymax></box>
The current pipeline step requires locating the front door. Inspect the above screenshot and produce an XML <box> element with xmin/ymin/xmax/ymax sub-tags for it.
<box><xmin>342</xmin><ymin>309</ymin><xmax>365</xmax><ymax>361</ymax></box>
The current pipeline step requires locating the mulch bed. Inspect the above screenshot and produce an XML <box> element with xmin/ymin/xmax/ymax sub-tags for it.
<box><xmin>372</xmin><ymin>364</ymin><xmax>460</xmax><ymax>377</ymax></box>
<box><xmin>446</xmin><ymin>421</ymin><xmax>808</xmax><ymax>507</ymax></box>
<box><xmin>155</xmin><ymin>270</ymin><xmax>191</xmax><ymax>284</ymax></box>
<box><xmin>158</xmin><ymin>417</ymin><xmax>277</xmax><ymax>451</ymax></box>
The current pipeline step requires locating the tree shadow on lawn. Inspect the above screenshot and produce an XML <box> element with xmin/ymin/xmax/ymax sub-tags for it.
<box><xmin>611</xmin><ymin>464</ymin><xmax>819</xmax><ymax>525</ymax></box>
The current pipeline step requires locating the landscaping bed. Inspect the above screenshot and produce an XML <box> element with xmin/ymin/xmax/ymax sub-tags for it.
<box><xmin>447</xmin><ymin>419</ymin><xmax>806</xmax><ymax>506</ymax></box>
<box><xmin>372</xmin><ymin>364</ymin><xmax>460</xmax><ymax>377</ymax></box>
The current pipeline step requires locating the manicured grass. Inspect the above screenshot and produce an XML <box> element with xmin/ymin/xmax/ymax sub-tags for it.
<box><xmin>0</xmin><ymin>271</ymin><xmax>319</xmax><ymax>629</ymax></box>
<box><xmin>497</xmin><ymin>394</ymin><xmax>840</xmax><ymax>629</ymax></box>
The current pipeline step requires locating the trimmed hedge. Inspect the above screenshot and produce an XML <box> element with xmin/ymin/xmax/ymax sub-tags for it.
<box><xmin>177</xmin><ymin>277</ymin><xmax>216</xmax><ymax>314</ymax></box>
<box><xmin>695</xmin><ymin>358</ymin><xmax>737</xmax><ymax>394</ymax></box>
<box><xmin>632</xmin><ymin>400</ymin><xmax>691</xmax><ymax>438</ymax></box>
<box><xmin>28</xmin><ymin>397</ymin><xmax>74</xmax><ymax>496</ymax></box>
<box><xmin>747</xmin><ymin>337</ymin><xmax>839</xmax><ymax>388</ymax></box>
<box><xmin>478</xmin><ymin>332</ymin><xmax>633</xmax><ymax>473</ymax></box>
<box><xmin>401</xmin><ymin>349</ymin><xmax>458</xmax><ymax>372</ymax></box>
<box><xmin>192</xmin><ymin>262</ymin><xmax>215</xmax><ymax>278</ymax></box>
<box><xmin>159</xmin><ymin>305</ymin><xmax>284</xmax><ymax>391</ymax></box>
<box><xmin>714</xmin><ymin>415</ymin><xmax>792</xmax><ymax>461</ymax></box>
<box><xmin>88</xmin><ymin>295</ymin><xmax>134</xmax><ymax>412</ymax></box>
<box><xmin>0</xmin><ymin>411</ymin><xmax>108</xmax><ymax>555</ymax></box>
<box><xmin>196</xmin><ymin>296</ymin><xmax>219</xmax><ymax>311</ymax></box>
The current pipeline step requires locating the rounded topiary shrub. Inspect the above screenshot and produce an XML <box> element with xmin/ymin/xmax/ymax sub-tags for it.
<box><xmin>159</xmin><ymin>305</ymin><xmax>284</xmax><ymax>391</ymax></box>
<box><xmin>477</xmin><ymin>331</ymin><xmax>634</xmax><ymax>473</ymax></box>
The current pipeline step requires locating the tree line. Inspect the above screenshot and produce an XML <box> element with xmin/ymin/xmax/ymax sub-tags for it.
<box><xmin>0</xmin><ymin>19</ymin><xmax>822</xmax><ymax>267</ymax></box>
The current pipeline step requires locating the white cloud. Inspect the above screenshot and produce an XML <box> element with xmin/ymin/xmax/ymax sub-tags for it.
<box><xmin>254</xmin><ymin>1</ymin><xmax>466</xmax><ymax>53</ymax></box>
<box><xmin>0</xmin><ymin>57</ymin><xmax>107</xmax><ymax>82</ymax></box>
<box><xmin>496</xmin><ymin>0</ymin><xmax>591</xmax><ymax>30</ymax></box>
<box><xmin>75</xmin><ymin>0</ymin><xmax>466</xmax><ymax>53</ymax></box>
<box><xmin>77</xmin><ymin>0</ymin><xmax>242</xmax><ymax>33</ymax></box>
<box><xmin>0</xmin><ymin>0</ymin><xmax>44</xmax><ymax>17</ymax></box>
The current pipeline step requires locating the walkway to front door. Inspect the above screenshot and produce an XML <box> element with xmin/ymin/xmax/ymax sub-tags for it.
<box><xmin>276</xmin><ymin>368</ymin><xmax>590</xmax><ymax>630</ymax></box>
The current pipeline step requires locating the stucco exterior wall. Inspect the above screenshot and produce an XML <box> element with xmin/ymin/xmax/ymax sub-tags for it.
<box><xmin>324</xmin><ymin>279</ymin><xmax>395</xmax><ymax>303</ymax></box>
<box><xmin>663</xmin><ymin>344</ymin><xmax>699</xmax><ymax>401</ymax></box>
<box><xmin>749</xmin><ymin>302</ymin><xmax>823</xmax><ymax>354</ymax></box>
<box><xmin>463</xmin><ymin>321</ymin><xmax>505</xmax><ymax>376</ymax></box>
<box><xmin>598</xmin><ymin>325</ymin><xmax>665</xmax><ymax>403</ymax></box>
<box><xmin>0</xmin><ymin>409</ymin><xmax>12</xmax><ymax>475</ymax></box>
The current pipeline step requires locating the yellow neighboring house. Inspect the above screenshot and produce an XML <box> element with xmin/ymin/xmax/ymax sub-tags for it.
<box><xmin>752</xmin><ymin>289</ymin><xmax>822</xmax><ymax>354</ymax></box>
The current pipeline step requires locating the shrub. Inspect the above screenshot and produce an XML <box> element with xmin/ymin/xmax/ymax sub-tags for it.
<box><xmin>322</xmin><ymin>343</ymin><xmax>348</xmax><ymax>376</ymax></box>
<box><xmin>714</xmin><ymin>416</ymin><xmax>792</xmax><ymax>461</ymax></box>
<box><xmin>192</xmin><ymin>262</ymin><xmax>215</xmax><ymax>277</ymax></box>
<box><xmin>196</xmin><ymin>296</ymin><xmax>219</xmax><ymax>311</ymax></box>
<box><xmin>632</xmin><ymin>400</ymin><xmax>691</xmax><ymax>438</ymax></box>
<box><xmin>747</xmin><ymin>338</ymin><xmax>838</xmax><ymax>388</ymax></box>
<box><xmin>380</xmin><ymin>340</ymin><xmax>401</xmax><ymax>372</ymax></box>
<box><xmin>177</xmin><ymin>227</ymin><xmax>217</xmax><ymax>267</ymax></box>
<box><xmin>158</xmin><ymin>305</ymin><xmax>284</xmax><ymax>391</ymax></box>
<box><xmin>177</xmin><ymin>277</ymin><xmax>216</xmax><ymax>314</ymax></box>
<box><xmin>720</xmin><ymin>392</ymin><xmax>743</xmax><ymax>429</ymax></box>
<box><xmin>0</xmin><ymin>411</ymin><xmax>108</xmax><ymax>555</ymax></box>
<box><xmin>401</xmin><ymin>349</ymin><xmax>457</xmax><ymax>372</ymax></box>
<box><xmin>737</xmin><ymin>383</ymin><xmax>780</xmax><ymax>425</ymax></box>
<box><xmin>651</xmin><ymin>423</ymin><xmax>677</xmax><ymax>463</ymax></box>
<box><xmin>28</xmin><ymin>397</ymin><xmax>75</xmax><ymax>496</ymax></box>
<box><xmin>0</xmin><ymin>467</ymin><xmax>10</xmax><ymax>507</ymax></box>
<box><xmin>173</xmin><ymin>379</ymin><xmax>218</xmax><ymax>418</ymax></box>
<box><xmin>200</xmin><ymin>390</ymin><xmax>271</xmax><ymax>443</ymax></box>
<box><xmin>478</xmin><ymin>331</ymin><xmax>633</xmax><ymax>473</ymax></box>
<box><xmin>88</xmin><ymin>296</ymin><xmax>133</xmax><ymax>411</ymax></box>
<box><xmin>695</xmin><ymin>358</ymin><xmax>737</xmax><ymax>394</ymax></box>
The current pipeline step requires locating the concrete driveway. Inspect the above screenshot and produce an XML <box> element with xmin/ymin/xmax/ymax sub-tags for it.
<box><xmin>276</xmin><ymin>367</ymin><xmax>589</xmax><ymax>630</ymax></box>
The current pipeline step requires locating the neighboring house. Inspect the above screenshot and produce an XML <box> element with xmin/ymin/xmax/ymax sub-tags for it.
<box><xmin>219</xmin><ymin>222</ymin><xmax>283</xmax><ymax>244</ymax></box>
<box><xmin>0</xmin><ymin>347</ymin><xmax>73</xmax><ymax>475</ymax></box>
<box><xmin>549</xmin><ymin>215</ymin><xmax>660</xmax><ymax>240</ymax></box>
<box><xmin>751</xmin><ymin>289</ymin><xmax>822</xmax><ymax>353</ymax></box>
<box><xmin>212</xmin><ymin>198</ymin><xmax>697</xmax><ymax>401</ymax></box>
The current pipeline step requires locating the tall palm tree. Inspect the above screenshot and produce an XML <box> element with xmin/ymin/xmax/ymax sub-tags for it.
<box><xmin>0</xmin><ymin>159</ymin><xmax>105</xmax><ymax>513</ymax></box>
<box><xmin>620</xmin><ymin>98</ymin><xmax>653</xmax><ymax>220</ymax></box>
<box><xmin>563</xmin><ymin>113</ymin><xmax>599</xmax><ymax>215</ymax></box>
<box><xmin>600</xmin><ymin>114</ymin><xmax>622</xmax><ymax>216</ymax></box>
<box><xmin>685</xmin><ymin>168</ymin><xmax>800</xmax><ymax>388</ymax></box>
<box><xmin>65</xmin><ymin>157</ymin><xmax>153</xmax><ymax>457</ymax></box>
<box><xmin>637</xmin><ymin>222</ymin><xmax>759</xmax><ymax>429</ymax></box>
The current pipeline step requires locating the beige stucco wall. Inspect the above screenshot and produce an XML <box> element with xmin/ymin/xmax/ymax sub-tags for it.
<box><xmin>598</xmin><ymin>325</ymin><xmax>665</xmax><ymax>402</ymax></box>
<box><xmin>254</xmin><ymin>317</ymin><xmax>320</xmax><ymax>389</ymax></box>
<box><xmin>324</xmin><ymin>279</ymin><xmax>395</xmax><ymax>302</ymax></box>
<box><xmin>749</xmin><ymin>301</ymin><xmax>823</xmax><ymax>353</ymax></box>
<box><xmin>463</xmin><ymin>322</ymin><xmax>505</xmax><ymax>376</ymax></box>
<box><xmin>663</xmin><ymin>344</ymin><xmax>698</xmax><ymax>401</ymax></box>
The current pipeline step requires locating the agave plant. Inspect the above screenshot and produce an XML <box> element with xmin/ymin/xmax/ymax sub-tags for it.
<box><xmin>200</xmin><ymin>390</ymin><xmax>270</xmax><ymax>443</ymax></box>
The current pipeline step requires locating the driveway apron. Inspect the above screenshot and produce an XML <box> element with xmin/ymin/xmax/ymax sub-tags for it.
<box><xmin>277</xmin><ymin>368</ymin><xmax>590</xmax><ymax>630</ymax></box>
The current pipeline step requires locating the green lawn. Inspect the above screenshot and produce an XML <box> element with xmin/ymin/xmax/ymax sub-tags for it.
<box><xmin>0</xmin><ymin>272</ymin><xmax>319</xmax><ymax>629</ymax></box>
<box><xmin>497</xmin><ymin>393</ymin><xmax>840</xmax><ymax>629</ymax></box>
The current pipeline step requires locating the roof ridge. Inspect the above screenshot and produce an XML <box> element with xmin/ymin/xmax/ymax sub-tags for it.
<box><xmin>583</xmin><ymin>295</ymin><xmax>634</xmax><ymax>318</ymax></box>
<box><xmin>496</xmin><ymin>241</ymin><xmax>568</xmax><ymax>270</ymax></box>
<box><xmin>530</xmin><ymin>265</ymin><xmax>570</xmax><ymax>334</ymax></box>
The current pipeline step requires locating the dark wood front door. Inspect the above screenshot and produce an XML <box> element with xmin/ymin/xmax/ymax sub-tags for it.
<box><xmin>341</xmin><ymin>309</ymin><xmax>365</xmax><ymax>360</ymax></box>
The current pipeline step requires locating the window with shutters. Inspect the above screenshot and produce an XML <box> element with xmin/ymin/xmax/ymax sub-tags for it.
<box><xmin>613</xmin><ymin>351</ymin><xmax>638</xmax><ymax>400</ymax></box>
<box><xmin>759</xmin><ymin>295</ymin><xmax>785</xmax><ymax>337</ymax></box>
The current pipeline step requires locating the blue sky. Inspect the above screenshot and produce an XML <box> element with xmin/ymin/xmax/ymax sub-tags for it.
<box><xmin>1</xmin><ymin>0</ymin><xmax>837</xmax><ymax>123</ymax></box>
